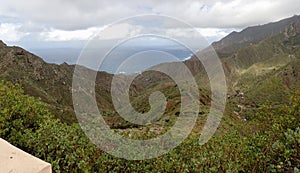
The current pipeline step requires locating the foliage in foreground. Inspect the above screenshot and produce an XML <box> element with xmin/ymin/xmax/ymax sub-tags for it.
<box><xmin>0</xmin><ymin>81</ymin><xmax>299</xmax><ymax>172</ymax></box>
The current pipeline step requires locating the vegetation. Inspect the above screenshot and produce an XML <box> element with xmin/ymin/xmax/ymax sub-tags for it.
<box><xmin>1</xmin><ymin>15</ymin><xmax>300</xmax><ymax>172</ymax></box>
<box><xmin>0</xmin><ymin>81</ymin><xmax>299</xmax><ymax>172</ymax></box>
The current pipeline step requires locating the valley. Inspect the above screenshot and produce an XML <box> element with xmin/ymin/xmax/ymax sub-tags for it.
<box><xmin>0</xmin><ymin>15</ymin><xmax>299</xmax><ymax>172</ymax></box>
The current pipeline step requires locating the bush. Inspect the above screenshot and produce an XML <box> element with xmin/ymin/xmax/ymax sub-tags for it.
<box><xmin>0</xmin><ymin>81</ymin><xmax>299</xmax><ymax>172</ymax></box>
<box><xmin>0</xmin><ymin>81</ymin><xmax>51</xmax><ymax>146</ymax></box>
<box><xmin>0</xmin><ymin>81</ymin><xmax>99</xmax><ymax>172</ymax></box>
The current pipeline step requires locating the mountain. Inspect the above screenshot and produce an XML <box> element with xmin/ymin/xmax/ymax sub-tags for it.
<box><xmin>212</xmin><ymin>15</ymin><xmax>300</xmax><ymax>56</ymax></box>
<box><xmin>0</xmin><ymin>42</ymin><xmax>113</xmax><ymax>123</ymax></box>
<box><xmin>160</xmin><ymin>15</ymin><xmax>300</xmax><ymax>119</ymax></box>
<box><xmin>185</xmin><ymin>15</ymin><xmax>300</xmax><ymax>83</ymax></box>
<box><xmin>1</xmin><ymin>15</ymin><xmax>300</xmax><ymax>173</ymax></box>
<box><xmin>210</xmin><ymin>15</ymin><xmax>300</xmax><ymax>120</ymax></box>
<box><xmin>0</xmin><ymin>40</ymin><xmax>209</xmax><ymax>126</ymax></box>
<box><xmin>0</xmin><ymin>15</ymin><xmax>300</xmax><ymax>125</ymax></box>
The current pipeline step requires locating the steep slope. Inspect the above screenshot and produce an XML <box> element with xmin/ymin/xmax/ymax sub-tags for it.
<box><xmin>0</xmin><ymin>42</ymin><xmax>210</xmax><ymax>126</ymax></box>
<box><xmin>166</xmin><ymin>15</ymin><xmax>300</xmax><ymax>122</ymax></box>
<box><xmin>217</xmin><ymin>18</ymin><xmax>300</xmax><ymax>120</ymax></box>
<box><xmin>0</xmin><ymin>43</ymin><xmax>116</xmax><ymax>123</ymax></box>
<box><xmin>212</xmin><ymin>15</ymin><xmax>300</xmax><ymax>56</ymax></box>
<box><xmin>182</xmin><ymin>15</ymin><xmax>300</xmax><ymax>88</ymax></box>
<box><xmin>1</xmin><ymin>15</ymin><xmax>300</xmax><ymax>126</ymax></box>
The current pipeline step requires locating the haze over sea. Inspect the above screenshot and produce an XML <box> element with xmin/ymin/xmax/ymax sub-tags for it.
<box><xmin>28</xmin><ymin>37</ymin><xmax>198</xmax><ymax>74</ymax></box>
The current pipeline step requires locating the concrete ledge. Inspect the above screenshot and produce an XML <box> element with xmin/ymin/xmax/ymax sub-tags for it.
<box><xmin>0</xmin><ymin>138</ymin><xmax>52</xmax><ymax>173</ymax></box>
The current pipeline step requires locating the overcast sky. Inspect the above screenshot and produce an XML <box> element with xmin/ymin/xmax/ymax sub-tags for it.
<box><xmin>0</xmin><ymin>0</ymin><xmax>299</xmax><ymax>49</ymax></box>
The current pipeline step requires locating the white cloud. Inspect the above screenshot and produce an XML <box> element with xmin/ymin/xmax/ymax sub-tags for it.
<box><xmin>0</xmin><ymin>0</ymin><xmax>299</xmax><ymax>44</ymax></box>
<box><xmin>40</xmin><ymin>27</ymin><xmax>102</xmax><ymax>41</ymax></box>
<box><xmin>164</xmin><ymin>28</ymin><xmax>231</xmax><ymax>38</ymax></box>
<box><xmin>96</xmin><ymin>23</ymin><xmax>143</xmax><ymax>40</ymax></box>
<box><xmin>0</xmin><ymin>0</ymin><xmax>299</xmax><ymax>30</ymax></box>
<box><xmin>39</xmin><ymin>23</ymin><xmax>232</xmax><ymax>43</ymax></box>
<box><xmin>153</xmin><ymin>0</ymin><xmax>300</xmax><ymax>28</ymax></box>
<box><xmin>39</xmin><ymin>23</ymin><xmax>144</xmax><ymax>41</ymax></box>
<box><xmin>197</xmin><ymin>28</ymin><xmax>235</xmax><ymax>38</ymax></box>
<box><xmin>0</xmin><ymin>23</ymin><xmax>28</xmax><ymax>42</ymax></box>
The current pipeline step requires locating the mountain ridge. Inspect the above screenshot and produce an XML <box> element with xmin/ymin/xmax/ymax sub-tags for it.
<box><xmin>0</xmin><ymin>15</ymin><xmax>300</xmax><ymax>124</ymax></box>
<box><xmin>212</xmin><ymin>15</ymin><xmax>300</xmax><ymax>56</ymax></box>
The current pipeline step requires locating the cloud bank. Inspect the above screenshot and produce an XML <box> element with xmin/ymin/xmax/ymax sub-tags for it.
<box><xmin>0</xmin><ymin>0</ymin><xmax>299</xmax><ymax>44</ymax></box>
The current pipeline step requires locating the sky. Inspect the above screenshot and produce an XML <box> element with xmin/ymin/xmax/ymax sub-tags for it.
<box><xmin>0</xmin><ymin>0</ymin><xmax>299</xmax><ymax>71</ymax></box>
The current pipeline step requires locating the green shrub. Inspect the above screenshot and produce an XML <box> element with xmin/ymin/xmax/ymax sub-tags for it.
<box><xmin>0</xmin><ymin>81</ymin><xmax>299</xmax><ymax>172</ymax></box>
